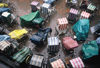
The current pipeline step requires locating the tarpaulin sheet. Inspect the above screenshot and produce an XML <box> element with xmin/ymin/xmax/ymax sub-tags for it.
<box><xmin>20</xmin><ymin>11</ymin><xmax>40</xmax><ymax>27</ymax></box>
<box><xmin>82</xmin><ymin>41</ymin><xmax>99</xmax><ymax>59</ymax></box>
<box><xmin>72</xmin><ymin>19</ymin><xmax>90</xmax><ymax>41</ymax></box>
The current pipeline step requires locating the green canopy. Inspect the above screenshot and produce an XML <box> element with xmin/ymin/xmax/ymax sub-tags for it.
<box><xmin>82</xmin><ymin>41</ymin><xmax>99</xmax><ymax>60</ymax></box>
<box><xmin>72</xmin><ymin>19</ymin><xmax>90</xmax><ymax>41</ymax></box>
<box><xmin>20</xmin><ymin>11</ymin><xmax>40</xmax><ymax>27</ymax></box>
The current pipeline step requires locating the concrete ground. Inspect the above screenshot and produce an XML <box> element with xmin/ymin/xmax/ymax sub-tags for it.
<box><xmin>6</xmin><ymin>0</ymin><xmax>100</xmax><ymax>68</ymax></box>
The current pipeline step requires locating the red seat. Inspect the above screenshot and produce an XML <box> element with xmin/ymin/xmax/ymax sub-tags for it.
<box><xmin>62</xmin><ymin>37</ymin><xmax>79</xmax><ymax>50</ymax></box>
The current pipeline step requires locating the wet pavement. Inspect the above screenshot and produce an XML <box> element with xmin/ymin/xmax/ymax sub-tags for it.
<box><xmin>6</xmin><ymin>0</ymin><xmax>100</xmax><ymax>68</ymax></box>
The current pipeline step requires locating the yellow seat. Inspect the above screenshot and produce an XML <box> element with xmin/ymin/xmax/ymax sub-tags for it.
<box><xmin>9</xmin><ymin>29</ymin><xmax>28</xmax><ymax>40</ymax></box>
<box><xmin>0</xmin><ymin>3</ymin><xmax>8</xmax><ymax>7</ymax></box>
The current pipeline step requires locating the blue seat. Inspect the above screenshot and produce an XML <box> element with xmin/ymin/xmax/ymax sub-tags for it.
<box><xmin>30</xmin><ymin>28</ymin><xmax>52</xmax><ymax>46</ymax></box>
<box><xmin>0</xmin><ymin>35</ymin><xmax>10</xmax><ymax>41</ymax></box>
<box><xmin>0</xmin><ymin>8</ymin><xmax>10</xmax><ymax>14</ymax></box>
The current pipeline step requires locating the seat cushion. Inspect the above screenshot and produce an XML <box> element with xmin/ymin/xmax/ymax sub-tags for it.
<box><xmin>0</xmin><ymin>8</ymin><xmax>10</xmax><ymax>14</ymax></box>
<box><xmin>30</xmin><ymin>34</ymin><xmax>43</xmax><ymax>45</ymax></box>
<box><xmin>30</xmin><ymin>35</ymin><xmax>43</xmax><ymax>42</ymax></box>
<box><xmin>62</xmin><ymin>37</ymin><xmax>78</xmax><ymax>50</ymax></box>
